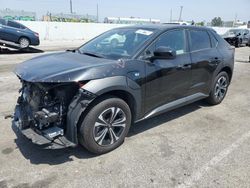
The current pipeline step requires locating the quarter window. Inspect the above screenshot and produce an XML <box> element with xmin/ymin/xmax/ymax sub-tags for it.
<box><xmin>155</xmin><ymin>30</ymin><xmax>186</xmax><ymax>55</ymax></box>
<box><xmin>189</xmin><ymin>30</ymin><xmax>211</xmax><ymax>51</ymax></box>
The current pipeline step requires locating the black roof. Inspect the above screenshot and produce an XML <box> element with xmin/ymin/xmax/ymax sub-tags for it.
<box><xmin>117</xmin><ymin>24</ymin><xmax>214</xmax><ymax>32</ymax></box>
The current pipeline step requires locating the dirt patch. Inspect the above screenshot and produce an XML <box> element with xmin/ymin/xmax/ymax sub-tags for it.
<box><xmin>1</xmin><ymin>148</ymin><xmax>14</xmax><ymax>155</ymax></box>
<box><xmin>0</xmin><ymin>64</ymin><xmax>16</xmax><ymax>73</ymax></box>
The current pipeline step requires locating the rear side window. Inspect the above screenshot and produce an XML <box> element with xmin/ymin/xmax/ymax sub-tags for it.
<box><xmin>155</xmin><ymin>29</ymin><xmax>186</xmax><ymax>55</ymax></box>
<box><xmin>20</xmin><ymin>25</ymin><xmax>26</xmax><ymax>29</ymax></box>
<box><xmin>213</xmin><ymin>31</ymin><xmax>231</xmax><ymax>48</ymax></box>
<box><xmin>7</xmin><ymin>21</ymin><xmax>21</xmax><ymax>29</ymax></box>
<box><xmin>189</xmin><ymin>30</ymin><xmax>211</xmax><ymax>51</ymax></box>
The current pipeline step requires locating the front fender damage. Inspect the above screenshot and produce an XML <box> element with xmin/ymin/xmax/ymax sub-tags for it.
<box><xmin>66</xmin><ymin>89</ymin><xmax>97</xmax><ymax>144</ymax></box>
<box><xmin>13</xmin><ymin>80</ymin><xmax>94</xmax><ymax>149</ymax></box>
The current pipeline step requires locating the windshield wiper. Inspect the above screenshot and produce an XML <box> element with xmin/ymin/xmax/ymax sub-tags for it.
<box><xmin>81</xmin><ymin>51</ymin><xmax>105</xmax><ymax>58</ymax></box>
<box><xmin>66</xmin><ymin>49</ymin><xmax>81</xmax><ymax>53</ymax></box>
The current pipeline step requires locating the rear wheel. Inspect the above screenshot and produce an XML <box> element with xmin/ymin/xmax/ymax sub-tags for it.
<box><xmin>19</xmin><ymin>37</ymin><xmax>30</xmax><ymax>48</ymax></box>
<box><xmin>206</xmin><ymin>71</ymin><xmax>229</xmax><ymax>105</ymax></box>
<box><xmin>78</xmin><ymin>96</ymin><xmax>132</xmax><ymax>154</ymax></box>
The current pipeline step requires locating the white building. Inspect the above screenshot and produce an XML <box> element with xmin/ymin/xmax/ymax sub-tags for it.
<box><xmin>104</xmin><ymin>17</ymin><xmax>160</xmax><ymax>24</ymax></box>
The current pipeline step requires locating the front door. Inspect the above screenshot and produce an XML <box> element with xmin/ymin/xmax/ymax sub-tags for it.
<box><xmin>143</xmin><ymin>29</ymin><xmax>192</xmax><ymax>114</ymax></box>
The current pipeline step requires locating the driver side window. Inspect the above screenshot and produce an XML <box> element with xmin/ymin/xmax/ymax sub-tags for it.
<box><xmin>155</xmin><ymin>30</ymin><xmax>186</xmax><ymax>55</ymax></box>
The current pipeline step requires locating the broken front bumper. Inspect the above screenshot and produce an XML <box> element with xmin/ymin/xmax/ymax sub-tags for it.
<box><xmin>14</xmin><ymin>105</ymin><xmax>76</xmax><ymax>149</ymax></box>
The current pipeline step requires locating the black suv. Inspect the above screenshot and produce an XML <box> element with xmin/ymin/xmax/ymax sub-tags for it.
<box><xmin>14</xmin><ymin>25</ymin><xmax>234</xmax><ymax>154</ymax></box>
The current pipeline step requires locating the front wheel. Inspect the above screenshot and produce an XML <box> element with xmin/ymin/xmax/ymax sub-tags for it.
<box><xmin>206</xmin><ymin>71</ymin><xmax>229</xmax><ymax>105</ymax></box>
<box><xmin>78</xmin><ymin>96</ymin><xmax>132</xmax><ymax>154</ymax></box>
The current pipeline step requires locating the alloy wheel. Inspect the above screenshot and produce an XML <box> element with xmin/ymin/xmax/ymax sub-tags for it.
<box><xmin>93</xmin><ymin>107</ymin><xmax>126</xmax><ymax>146</ymax></box>
<box><xmin>20</xmin><ymin>38</ymin><xmax>29</xmax><ymax>48</ymax></box>
<box><xmin>214</xmin><ymin>76</ymin><xmax>228</xmax><ymax>101</ymax></box>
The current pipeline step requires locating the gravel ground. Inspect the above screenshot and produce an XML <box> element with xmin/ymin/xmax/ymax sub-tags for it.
<box><xmin>0</xmin><ymin>46</ymin><xmax>249</xmax><ymax>188</ymax></box>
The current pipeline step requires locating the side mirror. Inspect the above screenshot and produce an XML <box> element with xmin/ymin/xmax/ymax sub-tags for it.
<box><xmin>152</xmin><ymin>47</ymin><xmax>176</xmax><ymax>60</ymax></box>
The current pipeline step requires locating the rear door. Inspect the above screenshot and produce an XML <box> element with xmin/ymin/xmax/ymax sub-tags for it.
<box><xmin>1</xmin><ymin>20</ymin><xmax>22</xmax><ymax>43</ymax></box>
<box><xmin>187</xmin><ymin>29</ymin><xmax>222</xmax><ymax>95</ymax></box>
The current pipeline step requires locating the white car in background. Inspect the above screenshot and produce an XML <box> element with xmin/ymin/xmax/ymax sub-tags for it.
<box><xmin>101</xmin><ymin>33</ymin><xmax>126</xmax><ymax>47</ymax></box>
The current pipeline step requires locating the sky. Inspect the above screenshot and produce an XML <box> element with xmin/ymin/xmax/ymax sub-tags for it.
<box><xmin>0</xmin><ymin>0</ymin><xmax>250</xmax><ymax>23</ymax></box>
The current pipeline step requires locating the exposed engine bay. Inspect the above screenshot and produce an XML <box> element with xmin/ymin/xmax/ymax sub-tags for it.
<box><xmin>14</xmin><ymin>80</ymin><xmax>80</xmax><ymax>148</ymax></box>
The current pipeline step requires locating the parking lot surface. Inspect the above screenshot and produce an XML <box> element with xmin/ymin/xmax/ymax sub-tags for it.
<box><xmin>0</xmin><ymin>46</ymin><xmax>250</xmax><ymax>188</ymax></box>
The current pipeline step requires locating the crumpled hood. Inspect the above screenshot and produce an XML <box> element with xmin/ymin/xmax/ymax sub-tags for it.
<box><xmin>14</xmin><ymin>52</ymin><xmax>120</xmax><ymax>82</ymax></box>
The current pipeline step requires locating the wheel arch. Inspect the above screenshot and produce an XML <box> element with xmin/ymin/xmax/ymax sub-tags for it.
<box><xmin>65</xmin><ymin>76</ymin><xmax>142</xmax><ymax>144</ymax></box>
<box><xmin>219</xmin><ymin>66</ymin><xmax>233</xmax><ymax>83</ymax></box>
<box><xmin>18</xmin><ymin>36</ymin><xmax>30</xmax><ymax>42</ymax></box>
<box><xmin>87</xmin><ymin>89</ymin><xmax>137</xmax><ymax>121</ymax></box>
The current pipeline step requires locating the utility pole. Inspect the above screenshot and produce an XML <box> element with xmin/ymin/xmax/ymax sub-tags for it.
<box><xmin>233</xmin><ymin>13</ymin><xmax>237</xmax><ymax>27</ymax></box>
<box><xmin>96</xmin><ymin>3</ymin><xmax>99</xmax><ymax>23</ymax></box>
<box><xmin>70</xmin><ymin>0</ymin><xmax>73</xmax><ymax>14</ymax></box>
<box><xmin>170</xmin><ymin>9</ymin><xmax>172</xmax><ymax>22</ymax></box>
<box><xmin>178</xmin><ymin>6</ymin><xmax>183</xmax><ymax>22</ymax></box>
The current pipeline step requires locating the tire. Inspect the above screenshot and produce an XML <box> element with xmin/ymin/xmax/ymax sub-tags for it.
<box><xmin>235</xmin><ymin>39</ymin><xmax>239</xmax><ymax>48</ymax></box>
<box><xmin>78</xmin><ymin>96</ymin><xmax>132</xmax><ymax>154</ymax></box>
<box><xmin>206</xmin><ymin>71</ymin><xmax>229</xmax><ymax>105</ymax></box>
<box><xmin>19</xmin><ymin>37</ymin><xmax>30</xmax><ymax>48</ymax></box>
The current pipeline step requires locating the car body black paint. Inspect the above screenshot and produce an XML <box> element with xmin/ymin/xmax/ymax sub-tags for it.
<box><xmin>13</xmin><ymin>25</ymin><xmax>234</xmax><ymax>147</ymax></box>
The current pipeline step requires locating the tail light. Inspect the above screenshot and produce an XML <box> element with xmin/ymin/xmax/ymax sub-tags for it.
<box><xmin>34</xmin><ymin>32</ymin><xmax>39</xmax><ymax>37</ymax></box>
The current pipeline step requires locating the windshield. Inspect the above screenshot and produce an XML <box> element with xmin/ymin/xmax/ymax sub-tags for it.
<box><xmin>79</xmin><ymin>28</ymin><xmax>156</xmax><ymax>60</ymax></box>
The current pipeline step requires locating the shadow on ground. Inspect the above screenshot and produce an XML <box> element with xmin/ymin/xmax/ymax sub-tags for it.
<box><xmin>128</xmin><ymin>100</ymin><xmax>208</xmax><ymax>137</ymax></box>
<box><xmin>0</xmin><ymin>47</ymin><xmax>44</xmax><ymax>54</ymax></box>
<box><xmin>12</xmin><ymin>100</ymin><xmax>209</xmax><ymax>165</ymax></box>
<box><xmin>236</xmin><ymin>59</ymin><xmax>250</xmax><ymax>63</ymax></box>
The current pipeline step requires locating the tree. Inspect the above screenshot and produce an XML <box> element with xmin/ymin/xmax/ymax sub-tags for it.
<box><xmin>211</xmin><ymin>17</ymin><xmax>223</xmax><ymax>27</ymax></box>
<box><xmin>196</xmin><ymin>22</ymin><xmax>205</xmax><ymax>26</ymax></box>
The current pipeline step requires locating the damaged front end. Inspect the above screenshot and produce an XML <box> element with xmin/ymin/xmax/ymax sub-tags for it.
<box><xmin>224</xmin><ymin>37</ymin><xmax>238</xmax><ymax>46</ymax></box>
<box><xmin>14</xmin><ymin>79</ymin><xmax>94</xmax><ymax>149</ymax></box>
